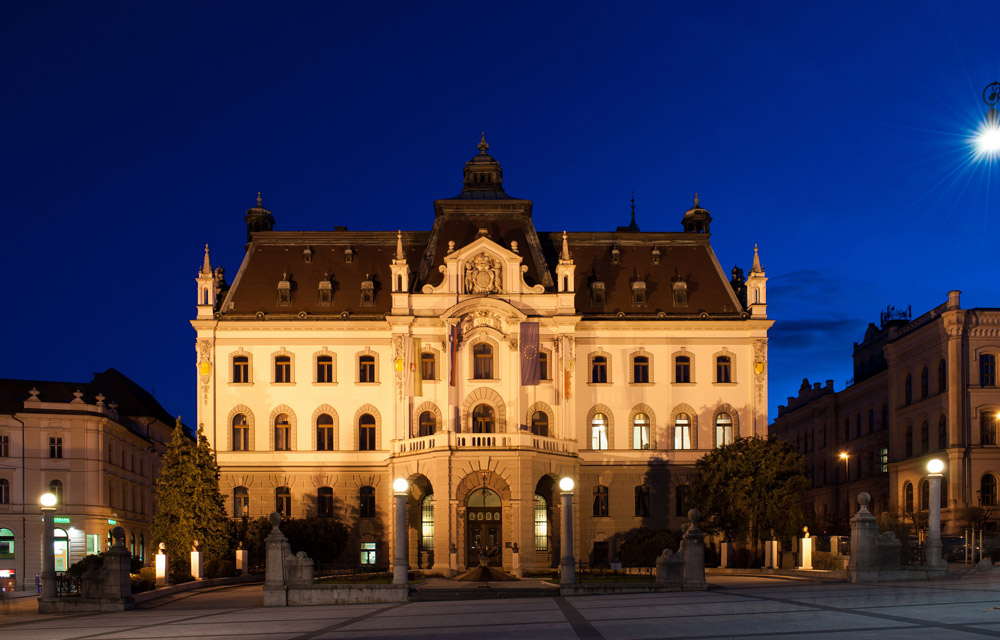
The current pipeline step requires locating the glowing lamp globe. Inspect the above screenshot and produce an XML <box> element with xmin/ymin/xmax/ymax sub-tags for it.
<box><xmin>40</xmin><ymin>493</ymin><xmax>57</xmax><ymax>508</ymax></box>
<box><xmin>558</xmin><ymin>477</ymin><xmax>575</xmax><ymax>492</ymax></box>
<box><xmin>392</xmin><ymin>478</ymin><xmax>409</xmax><ymax>493</ymax></box>
<box><xmin>927</xmin><ymin>459</ymin><xmax>945</xmax><ymax>474</ymax></box>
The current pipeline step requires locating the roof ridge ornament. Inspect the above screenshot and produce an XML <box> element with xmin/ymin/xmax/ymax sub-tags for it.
<box><xmin>478</xmin><ymin>131</ymin><xmax>489</xmax><ymax>154</ymax></box>
<box><xmin>694</xmin><ymin>192</ymin><xmax>699</xmax><ymax>207</ymax></box>
<box><xmin>395</xmin><ymin>230</ymin><xmax>404</xmax><ymax>261</ymax></box>
<box><xmin>752</xmin><ymin>244</ymin><xmax>763</xmax><ymax>273</ymax></box>
<box><xmin>257</xmin><ymin>192</ymin><xmax>263</xmax><ymax>207</ymax></box>
<box><xmin>201</xmin><ymin>244</ymin><xmax>212</xmax><ymax>275</ymax></box>
<box><xmin>560</xmin><ymin>231</ymin><xmax>571</xmax><ymax>262</ymax></box>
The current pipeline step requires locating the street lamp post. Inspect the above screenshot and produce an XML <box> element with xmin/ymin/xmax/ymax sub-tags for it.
<box><xmin>839</xmin><ymin>452</ymin><xmax>850</xmax><ymax>519</ymax></box>
<box><xmin>40</xmin><ymin>492</ymin><xmax>57</xmax><ymax>599</ymax></box>
<box><xmin>926</xmin><ymin>459</ymin><xmax>946</xmax><ymax>570</ymax></box>
<box><xmin>392</xmin><ymin>478</ymin><xmax>409</xmax><ymax>586</ymax></box>
<box><xmin>977</xmin><ymin>81</ymin><xmax>1000</xmax><ymax>156</ymax></box>
<box><xmin>559</xmin><ymin>477</ymin><xmax>575</xmax><ymax>585</ymax></box>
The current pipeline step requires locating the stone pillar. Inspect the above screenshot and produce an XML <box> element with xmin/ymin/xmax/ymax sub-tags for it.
<box><xmin>103</xmin><ymin>527</ymin><xmax>133</xmax><ymax>602</ymax></box>
<box><xmin>236</xmin><ymin>545</ymin><xmax>249</xmax><ymax>576</ymax></box>
<box><xmin>847</xmin><ymin>492</ymin><xmax>878</xmax><ymax>583</ymax></box>
<box><xmin>719</xmin><ymin>541</ymin><xmax>731</xmax><ymax>568</ymax></box>
<box><xmin>449</xmin><ymin>543</ymin><xmax>458</xmax><ymax>578</ymax></box>
<box><xmin>155</xmin><ymin>543</ymin><xmax>169</xmax><ymax>587</ymax></box>
<box><xmin>511</xmin><ymin>542</ymin><xmax>522</xmax><ymax>578</ymax></box>
<box><xmin>264</xmin><ymin>512</ymin><xmax>291</xmax><ymax>606</ymax></box>
<box><xmin>682</xmin><ymin>509</ymin><xmax>707</xmax><ymax>590</ymax></box>
<box><xmin>393</xmin><ymin>487</ymin><xmax>409</xmax><ymax>586</ymax></box>
<box><xmin>798</xmin><ymin>529</ymin><xmax>813</xmax><ymax>570</ymax></box>
<box><xmin>560</xmin><ymin>485</ymin><xmax>575</xmax><ymax>585</ymax></box>
<box><xmin>190</xmin><ymin>541</ymin><xmax>203</xmax><ymax>580</ymax></box>
<box><xmin>764</xmin><ymin>539</ymin><xmax>779</xmax><ymax>569</ymax></box>
<box><xmin>927</xmin><ymin>472</ymin><xmax>945</xmax><ymax>569</ymax></box>
<box><xmin>40</xmin><ymin>505</ymin><xmax>56</xmax><ymax>599</ymax></box>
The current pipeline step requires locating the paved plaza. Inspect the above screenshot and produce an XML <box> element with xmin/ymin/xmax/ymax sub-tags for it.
<box><xmin>5</xmin><ymin>573</ymin><xmax>1000</xmax><ymax>639</ymax></box>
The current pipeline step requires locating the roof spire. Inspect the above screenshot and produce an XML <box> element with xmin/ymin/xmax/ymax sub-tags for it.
<box><xmin>257</xmin><ymin>192</ymin><xmax>262</xmax><ymax>207</ymax></box>
<box><xmin>693</xmin><ymin>192</ymin><xmax>699</xmax><ymax>207</ymax></box>
<box><xmin>395</xmin><ymin>230</ymin><xmax>404</xmax><ymax>261</ymax></box>
<box><xmin>478</xmin><ymin>131</ymin><xmax>489</xmax><ymax>153</ymax></box>
<box><xmin>201</xmin><ymin>244</ymin><xmax>212</xmax><ymax>275</ymax></box>
<box><xmin>560</xmin><ymin>230</ymin><xmax>571</xmax><ymax>262</ymax></box>
<box><xmin>752</xmin><ymin>243</ymin><xmax>763</xmax><ymax>272</ymax></box>
<box><xmin>630</xmin><ymin>191</ymin><xmax>636</xmax><ymax>224</ymax></box>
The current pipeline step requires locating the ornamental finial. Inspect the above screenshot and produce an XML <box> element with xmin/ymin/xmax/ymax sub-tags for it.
<box><xmin>693</xmin><ymin>192</ymin><xmax>699</xmax><ymax>207</ymax></box>
<box><xmin>478</xmin><ymin>131</ymin><xmax>489</xmax><ymax>153</ymax></box>
<box><xmin>257</xmin><ymin>192</ymin><xmax>262</xmax><ymax>207</ymax></box>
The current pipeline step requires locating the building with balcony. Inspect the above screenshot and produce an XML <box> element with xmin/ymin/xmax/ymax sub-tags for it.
<box><xmin>771</xmin><ymin>292</ymin><xmax>1000</xmax><ymax>536</ymax></box>
<box><xmin>192</xmin><ymin>135</ymin><xmax>772</xmax><ymax>573</ymax></box>
<box><xmin>0</xmin><ymin>369</ymin><xmax>175</xmax><ymax>592</ymax></box>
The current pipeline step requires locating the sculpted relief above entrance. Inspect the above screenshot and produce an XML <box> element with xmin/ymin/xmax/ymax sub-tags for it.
<box><xmin>464</xmin><ymin>252</ymin><xmax>502</xmax><ymax>295</ymax></box>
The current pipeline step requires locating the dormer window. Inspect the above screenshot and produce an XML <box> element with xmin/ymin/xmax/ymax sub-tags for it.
<box><xmin>611</xmin><ymin>245</ymin><xmax>621</xmax><ymax>264</ymax></box>
<box><xmin>277</xmin><ymin>273</ymin><xmax>292</xmax><ymax>305</ymax></box>
<box><xmin>318</xmin><ymin>276</ymin><xmax>332</xmax><ymax>305</ymax></box>
<box><xmin>303</xmin><ymin>247</ymin><xmax>313</xmax><ymax>263</ymax></box>
<box><xmin>344</xmin><ymin>247</ymin><xmax>354</xmax><ymax>263</ymax></box>
<box><xmin>631</xmin><ymin>280</ymin><xmax>647</xmax><ymax>307</ymax></box>
<box><xmin>591</xmin><ymin>281</ymin><xmax>606</xmax><ymax>307</ymax></box>
<box><xmin>360</xmin><ymin>276</ymin><xmax>374</xmax><ymax>307</ymax></box>
<box><xmin>651</xmin><ymin>247</ymin><xmax>661</xmax><ymax>264</ymax></box>
<box><xmin>672</xmin><ymin>281</ymin><xmax>688</xmax><ymax>307</ymax></box>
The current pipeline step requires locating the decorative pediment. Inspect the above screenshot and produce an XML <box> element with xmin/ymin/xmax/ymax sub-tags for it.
<box><xmin>421</xmin><ymin>235</ymin><xmax>544</xmax><ymax>296</ymax></box>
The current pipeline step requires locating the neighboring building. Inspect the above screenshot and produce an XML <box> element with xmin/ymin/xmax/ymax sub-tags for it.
<box><xmin>771</xmin><ymin>291</ymin><xmax>1000</xmax><ymax>536</ymax></box>
<box><xmin>192</xmin><ymin>135</ymin><xmax>772</xmax><ymax>573</ymax></box>
<box><xmin>0</xmin><ymin>369</ymin><xmax>175</xmax><ymax>592</ymax></box>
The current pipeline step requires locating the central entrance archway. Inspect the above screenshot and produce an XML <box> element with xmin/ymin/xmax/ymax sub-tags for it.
<box><xmin>466</xmin><ymin>488</ymin><xmax>502</xmax><ymax>567</ymax></box>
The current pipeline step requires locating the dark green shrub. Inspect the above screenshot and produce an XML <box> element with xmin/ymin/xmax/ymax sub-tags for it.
<box><xmin>619</xmin><ymin>529</ymin><xmax>679</xmax><ymax>567</ymax></box>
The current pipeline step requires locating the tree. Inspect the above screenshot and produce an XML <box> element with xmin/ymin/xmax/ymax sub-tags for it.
<box><xmin>689</xmin><ymin>436</ymin><xmax>809</xmax><ymax>562</ymax></box>
<box><xmin>151</xmin><ymin>419</ymin><xmax>231</xmax><ymax>578</ymax></box>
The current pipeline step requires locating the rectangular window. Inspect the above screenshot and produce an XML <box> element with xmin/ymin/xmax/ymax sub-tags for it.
<box><xmin>275</xmin><ymin>356</ymin><xmax>291</xmax><ymax>383</ymax></box>
<box><xmin>591</xmin><ymin>422</ymin><xmax>608</xmax><ymax>450</ymax></box>
<box><xmin>233</xmin><ymin>356</ymin><xmax>249</xmax><ymax>383</ymax></box>
<box><xmin>982</xmin><ymin>355</ymin><xmax>997</xmax><ymax>386</ymax></box>
<box><xmin>593</xmin><ymin>486</ymin><xmax>609</xmax><ymax>517</ymax></box>
<box><xmin>420</xmin><ymin>499</ymin><xmax>434</xmax><ymax>552</ymax></box>
<box><xmin>360</xmin><ymin>542</ymin><xmax>377</xmax><ymax>566</ymax></box>
<box><xmin>275</xmin><ymin>426</ymin><xmax>291</xmax><ymax>451</ymax></box>
<box><xmin>675</xmin><ymin>357</ymin><xmax>691</xmax><ymax>383</ymax></box>
<box><xmin>0</xmin><ymin>435</ymin><xmax>7</xmax><ymax>457</ymax></box>
<box><xmin>360</xmin><ymin>425</ymin><xmax>376</xmax><ymax>451</ymax></box>
<box><xmin>86</xmin><ymin>534</ymin><xmax>100</xmax><ymax>555</ymax></box>
<box><xmin>421</xmin><ymin>353</ymin><xmax>435</xmax><ymax>380</ymax></box>
<box><xmin>635</xmin><ymin>486</ymin><xmax>651</xmax><ymax>517</ymax></box>
<box><xmin>716</xmin><ymin>356</ymin><xmax>732</xmax><ymax>383</ymax></box>
<box><xmin>317</xmin><ymin>426</ymin><xmax>335</xmax><ymax>451</ymax></box>
<box><xmin>359</xmin><ymin>356</ymin><xmax>376</xmax><ymax>383</ymax></box>
<box><xmin>49</xmin><ymin>437</ymin><xmax>63</xmax><ymax>459</ymax></box>
<box><xmin>880</xmin><ymin>447</ymin><xmax>888</xmax><ymax>473</ymax></box>
<box><xmin>534</xmin><ymin>495</ymin><xmax>548</xmax><ymax>551</ymax></box>
<box><xmin>633</xmin><ymin>421</ymin><xmax>650</xmax><ymax>450</ymax></box>
<box><xmin>233</xmin><ymin>425</ymin><xmax>248</xmax><ymax>451</ymax></box>
<box><xmin>592</xmin><ymin>357</ymin><xmax>608</xmax><ymax>383</ymax></box>
<box><xmin>539</xmin><ymin>352</ymin><xmax>549</xmax><ymax>381</ymax></box>
<box><xmin>633</xmin><ymin>357</ymin><xmax>649</xmax><ymax>383</ymax></box>
<box><xmin>674</xmin><ymin>421</ymin><xmax>691</xmax><ymax>450</ymax></box>
<box><xmin>473</xmin><ymin>345</ymin><xmax>493</xmax><ymax>379</ymax></box>
<box><xmin>317</xmin><ymin>356</ymin><xmax>334</xmax><ymax>383</ymax></box>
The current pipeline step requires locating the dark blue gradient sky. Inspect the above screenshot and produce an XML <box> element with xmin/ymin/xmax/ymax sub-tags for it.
<box><xmin>3</xmin><ymin>1</ymin><xmax>999</xmax><ymax>423</ymax></box>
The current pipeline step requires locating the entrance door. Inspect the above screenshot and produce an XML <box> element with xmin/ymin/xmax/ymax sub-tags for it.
<box><xmin>466</xmin><ymin>488</ymin><xmax>502</xmax><ymax>568</ymax></box>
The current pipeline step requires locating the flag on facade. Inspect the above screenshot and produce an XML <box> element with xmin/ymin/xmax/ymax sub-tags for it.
<box><xmin>403</xmin><ymin>336</ymin><xmax>414</xmax><ymax>397</ymax></box>
<box><xmin>448</xmin><ymin>324</ymin><xmax>460</xmax><ymax>386</ymax></box>
<box><xmin>520</xmin><ymin>322</ymin><xmax>540</xmax><ymax>386</ymax></box>
<box><xmin>412</xmin><ymin>337</ymin><xmax>422</xmax><ymax>397</ymax></box>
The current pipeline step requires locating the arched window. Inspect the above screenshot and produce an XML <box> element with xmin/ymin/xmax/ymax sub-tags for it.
<box><xmin>674</xmin><ymin>413</ymin><xmax>691</xmax><ymax>450</ymax></box>
<box><xmin>420</xmin><ymin>495</ymin><xmax>434</xmax><ymax>552</ymax></box>
<box><xmin>359</xmin><ymin>355</ymin><xmax>376</xmax><ymax>383</ymax></box>
<box><xmin>632</xmin><ymin>413</ymin><xmax>650</xmax><ymax>450</ymax></box>
<box><xmin>418</xmin><ymin>411</ymin><xmax>436</xmax><ymax>437</ymax></box>
<box><xmin>634</xmin><ymin>485</ymin><xmax>651</xmax><ymax>517</ymax></box>
<box><xmin>130</xmin><ymin>533</ymin><xmax>136</xmax><ymax>557</ymax></box>
<box><xmin>715</xmin><ymin>413</ymin><xmax>733</xmax><ymax>447</ymax></box>
<box><xmin>359</xmin><ymin>413</ymin><xmax>376</xmax><ymax>450</ymax></box>
<box><xmin>473</xmin><ymin>344</ymin><xmax>493</xmax><ymax>379</ymax></box>
<box><xmin>716</xmin><ymin>356</ymin><xmax>732</xmax><ymax>383</ymax></box>
<box><xmin>591</xmin><ymin>413</ymin><xmax>609</xmax><ymax>450</ymax></box>
<box><xmin>317</xmin><ymin>355</ymin><xmax>334</xmax><ymax>383</ymax></box>
<box><xmin>232</xmin><ymin>413</ymin><xmax>249</xmax><ymax>451</ymax></box>
<box><xmin>274</xmin><ymin>355</ymin><xmax>291</xmax><ymax>383</ymax></box>
<box><xmin>939</xmin><ymin>359</ymin><xmax>947</xmax><ymax>392</ymax></box>
<box><xmin>982</xmin><ymin>474</ymin><xmax>998</xmax><ymax>506</ymax></box>
<box><xmin>982</xmin><ymin>354</ymin><xmax>997</xmax><ymax>387</ymax></box>
<box><xmin>939</xmin><ymin>415</ymin><xmax>947</xmax><ymax>450</ymax></box>
<box><xmin>359</xmin><ymin>486</ymin><xmax>376</xmax><ymax>518</ymax></box>
<box><xmin>921</xmin><ymin>421</ymin><xmax>930</xmax><ymax>453</ymax></box>
<box><xmin>920</xmin><ymin>479</ymin><xmax>929</xmax><ymax>511</ymax></box>
<box><xmin>234</xmin><ymin>486</ymin><xmax>249</xmax><ymax>518</ymax></box>
<box><xmin>317</xmin><ymin>413</ymin><xmax>335</xmax><ymax>451</ymax></box>
<box><xmin>139</xmin><ymin>534</ymin><xmax>145</xmax><ymax>562</ymax></box>
<box><xmin>593</xmin><ymin>485</ymin><xmax>609</xmax><ymax>517</ymax></box>
<box><xmin>275</xmin><ymin>486</ymin><xmax>291</xmax><ymax>517</ymax></box>
<box><xmin>530</xmin><ymin>411</ymin><xmax>548</xmax><ymax>437</ymax></box>
<box><xmin>903</xmin><ymin>482</ymin><xmax>914</xmax><ymax>513</ymax></box>
<box><xmin>274</xmin><ymin>413</ymin><xmax>291</xmax><ymax>451</ymax></box>
<box><xmin>592</xmin><ymin>356</ymin><xmax>608</xmax><ymax>383</ymax></box>
<box><xmin>675</xmin><ymin>485</ymin><xmax>690</xmax><ymax>517</ymax></box>
<box><xmin>0</xmin><ymin>478</ymin><xmax>8</xmax><ymax>504</ymax></box>
<box><xmin>675</xmin><ymin>355</ymin><xmax>691</xmax><ymax>383</ymax></box>
<box><xmin>317</xmin><ymin>487</ymin><xmax>334</xmax><ymax>518</ymax></box>
<box><xmin>633</xmin><ymin>356</ymin><xmax>650</xmax><ymax>384</ymax></box>
<box><xmin>905</xmin><ymin>425</ymin><xmax>913</xmax><ymax>457</ymax></box>
<box><xmin>905</xmin><ymin>374</ymin><xmax>913</xmax><ymax>404</ymax></box>
<box><xmin>0</xmin><ymin>527</ymin><xmax>13</xmax><ymax>559</ymax></box>
<box><xmin>472</xmin><ymin>404</ymin><xmax>495</xmax><ymax>434</ymax></box>
<box><xmin>983</xmin><ymin>412</ymin><xmax>998</xmax><ymax>445</ymax></box>
<box><xmin>49</xmin><ymin>479</ymin><xmax>63</xmax><ymax>504</ymax></box>
<box><xmin>233</xmin><ymin>355</ymin><xmax>249</xmax><ymax>383</ymax></box>
<box><xmin>921</xmin><ymin>367</ymin><xmax>929</xmax><ymax>399</ymax></box>
<box><xmin>534</xmin><ymin>495</ymin><xmax>548</xmax><ymax>551</ymax></box>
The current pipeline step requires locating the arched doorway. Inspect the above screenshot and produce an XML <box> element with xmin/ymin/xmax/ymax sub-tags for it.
<box><xmin>466</xmin><ymin>488</ymin><xmax>502</xmax><ymax>567</ymax></box>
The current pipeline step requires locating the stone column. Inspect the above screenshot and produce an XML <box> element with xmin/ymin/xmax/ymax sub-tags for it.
<box><xmin>40</xmin><ymin>504</ymin><xmax>56</xmax><ymax>599</ymax></box>
<box><xmin>927</xmin><ymin>471</ymin><xmax>945</xmax><ymax>569</ymax></box>
<box><xmin>155</xmin><ymin>543</ymin><xmax>169</xmax><ymax>587</ymax></box>
<box><xmin>560</xmin><ymin>482</ymin><xmax>575</xmax><ymax>585</ymax></box>
<box><xmin>847</xmin><ymin>492</ymin><xmax>878</xmax><ymax>583</ymax></box>
<box><xmin>236</xmin><ymin>544</ymin><xmax>249</xmax><ymax>576</ymax></box>
<box><xmin>103</xmin><ymin>527</ymin><xmax>133</xmax><ymax>602</ymax></box>
<box><xmin>393</xmin><ymin>484</ymin><xmax>409</xmax><ymax>585</ymax></box>
<box><xmin>764</xmin><ymin>539</ymin><xmax>779</xmax><ymax>569</ymax></box>
<box><xmin>190</xmin><ymin>540</ymin><xmax>203</xmax><ymax>580</ymax></box>
<box><xmin>682</xmin><ymin>509</ymin><xmax>707</xmax><ymax>590</ymax></box>
<box><xmin>798</xmin><ymin>528</ymin><xmax>813</xmax><ymax>570</ymax></box>
<box><xmin>719</xmin><ymin>541</ymin><xmax>731</xmax><ymax>568</ymax></box>
<box><xmin>263</xmin><ymin>512</ymin><xmax>291</xmax><ymax>607</ymax></box>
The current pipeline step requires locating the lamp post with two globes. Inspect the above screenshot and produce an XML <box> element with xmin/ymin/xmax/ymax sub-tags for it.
<box><xmin>40</xmin><ymin>492</ymin><xmax>57</xmax><ymax>599</ymax></box>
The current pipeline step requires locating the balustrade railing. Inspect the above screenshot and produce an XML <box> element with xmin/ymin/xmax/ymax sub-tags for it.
<box><xmin>393</xmin><ymin>431</ymin><xmax>576</xmax><ymax>454</ymax></box>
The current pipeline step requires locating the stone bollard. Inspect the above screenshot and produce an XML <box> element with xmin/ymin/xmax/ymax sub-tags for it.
<box><xmin>236</xmin><ymin>543</ymin><xmax>249</xmax><ymax>576</ymax></box>
<box><xmin>103</xmin><ymin>527</ymin><xmax>134</xmax><ymax>603</ymax></box>
<box><xmin>764</xmin><ymin>539</ymin><xmax>780</xmax><ymax>569</ymax></box>
<box><xmin>263</xmin><ymin>512</ymin><xmax>292</xmax><ymax>606</ymax></box>
<box><xmin>719</xmin><ymin>541</ymin><xmax>732</xmax><ymax>568</ymax></box>
<box><xmin>155</xmin><ymin>542</ymin><xmax>169</xmax><ymax>587</ymax></box>
<box><xmin>798</xmin><ymin>528</ymin><xmax>812</xmax><ymax>570</ymax></box>
<box><xmin>191</xmin><ymin>540</ymin><xmax>203</xmax><ymax>580</ymax></box>
<box><xmin>682</xmin><ymin>509</ymin><xmax>707</xmax><ymax>590</ymax></box>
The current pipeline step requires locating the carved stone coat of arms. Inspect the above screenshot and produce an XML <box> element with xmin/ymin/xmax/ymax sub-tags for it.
<box><xmin>464</xmin><ymin>253</ymin><xmax>502</xmax><ymax>295</ymax></box>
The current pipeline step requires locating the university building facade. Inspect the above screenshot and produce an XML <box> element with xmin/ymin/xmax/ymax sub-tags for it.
<box><xmin>192</xmin><ymin>137</ymin><xmax>771</xmax><ymax>573</ymax></box>
<box><xmin>770</xmin><ymin>291</ymin><xmax>1000</xmax><ymax>536</ymax></box>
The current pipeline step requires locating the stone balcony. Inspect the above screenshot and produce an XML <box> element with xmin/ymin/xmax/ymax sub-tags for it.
<box><xmin>392</xmin><ymin>431</ymin><xmax>577</xmax><ymax>456</ymax></box>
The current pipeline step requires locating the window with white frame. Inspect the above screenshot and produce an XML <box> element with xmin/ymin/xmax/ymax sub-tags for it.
<box><xmin>674</xmin><ymin>413</ymin><xmax>691</xmax><ymax>450</ymax></box>
<box><xmin>632</xmin><ymin>413</ymin><xmax>650</xmax><ymax>450</ymax></box>
<box><xmin>715</xmin><ymin>413</ymin><xmax>733</xmax><ymax>447</ymax></box>
<box><xmin>591</xmin><ymin>413</ymin><xmax>609</xmax><ymax>450</ymax></box>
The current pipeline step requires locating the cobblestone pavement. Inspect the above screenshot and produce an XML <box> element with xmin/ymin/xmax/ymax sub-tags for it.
<box><xmin>4</xmin><ymin>574</ymin><xmax>1000</xmax><ymax>639</ymax></box>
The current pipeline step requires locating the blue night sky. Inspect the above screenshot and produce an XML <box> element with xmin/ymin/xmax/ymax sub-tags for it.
<box><xmin>3</xmin><ymin>1</ymin><xmax>999</xmax><ymax>424</ymax></box>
